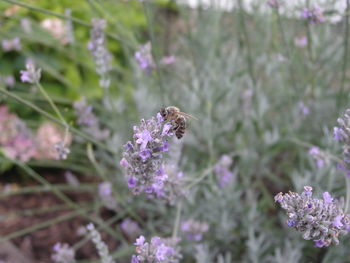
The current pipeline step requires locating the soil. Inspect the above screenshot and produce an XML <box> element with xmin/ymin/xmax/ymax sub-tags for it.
<box><xmin>0</xmin><ymin>169</ymin><xmax>120</xmax><ymax>263</ymax></box>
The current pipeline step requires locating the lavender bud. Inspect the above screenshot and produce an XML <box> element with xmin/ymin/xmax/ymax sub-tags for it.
<box><xmin>301</xmin><ymin>7</ymin><xmax>325</xmax><ymax>24</ymax></box>
<box><xmin>86</xmin><ymin>223</ymin><xmax>115</xmax><ymax>263</ymax></box>
<box><xmin>20</xmin><ymin>61</ymin><xmax>41</xmax><ymax>84</ymax></box>
<box><xmin>181</xmin><ymin>219</ymin><xmax>209</xmax><ymax>241</ymax></box>
<box><xmin>132</xmin><ymin>235</ymin><xmax>182</xmax><ymax>263</ymax></box>
<box><xmin>88</xmin><ymin>18</ymin><xmax>112</xmax><ymax>89</ymax></box>
<box><xmin>275</xmin><ymin>187</ymin><xmax>350</xmax><ymax>247</ymax></box>
<box><xmin>54</xmin><ymin>141</ymin><xmax>70</xmax><ymax>160</ymax></box>
<box><xmin>120</xmin><ymin>112</ymin><xmax>184</xmax><ymax>202</ymax></box>
<box><xmin>134</xmin><ymin>42</ymin><xmax>155</xmax><ymax>74</ymax></box>
<box><xmin>51</xmin><ymin>243</ymin><xmax>75</xmax><ymax>263</ymax></box>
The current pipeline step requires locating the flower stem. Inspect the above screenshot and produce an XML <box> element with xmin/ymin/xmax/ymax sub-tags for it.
<box><xmin>345</xmin><ymin>176</ymin><xmax>350</xmax><ymax>213</ymax></box>
<box><xmin>172</xmin><ymin>201</ymin><xmax>182</xmax><ymax>239</ymax></box>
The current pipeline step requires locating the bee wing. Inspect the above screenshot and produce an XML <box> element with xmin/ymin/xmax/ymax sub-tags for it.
<box><xmin>178</xmin><ymin>112</ymin><xmax>198</xmax><ymax>120</ymax></box>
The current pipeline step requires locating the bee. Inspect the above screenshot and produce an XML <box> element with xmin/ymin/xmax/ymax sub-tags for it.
<box><xmin>160</xmin><ymin>106</ymin><xmax>197</xmax><ymax>139</ymax></box>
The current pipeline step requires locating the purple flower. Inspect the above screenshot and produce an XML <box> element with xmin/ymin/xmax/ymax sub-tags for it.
<box><xmin>308</xmin><ymin>146</ymin><xmax>325</xmax><ymax>168</ymax></box>
<box><xmin>135</xmin><ymin>235</ymin><xmax>145</xmax><ymax>246</ymax></box>
<box><xmin>132</xmin><ymin>236</ymin><xmax>181</xmax><ymax>263</ymax></box>
<box><xmin>287</xmin><ymin>219</ymin><xmax>296</xmax><ymax>228</ymax></box>
<box><xmin>160</xmin><ymin>56</ymin><xmax>176</xmax><ymax>65</ymax></box>
<box><xmin>2</xmin><ymin>37</ymin><xmax>21</xmax><ymax>52</ymax></box>
<box><xmin>134</xmin><ymin>42</ymin><xmax>155</xmax><ymax>74</ymax></box>
<box><xmin>162</xmin><ymin>123</ymin><xmax>173</xmax><ymax>136</ymax></box>
<box><xmin>294</xmin><ymin>36</ymin><xmax>308</xmax><ymax>48</ymax></box>
<box><xmin>314</xmin><ymin>239</ymin><xmax>327</xmax><ymax>248</ymax></box>
<box><xmin>121</xmin><ymin>112</ymin><xmax>183</xmax><ymax>201</ymax></box>
<box><xmin>88</xmin><ymin>18</ymin><xmax>112</xmax><ymax>89</ymax></box>
<box><xmin>333</xmin><ymin>127</ymin><xmax>344</xmax><ymax>141</ymax></box>
<box><xmin>181</xmin><ymin>220</ymin><xmax>209</xmax><ymax>242</ymax></box>
<box><xmin>333</xmin><ymin>215</ymin><xmax>344</xmax><ymax>228</ymax></box>
<box><xmin>275</xmin><ymin>186</ymin><xmax>350</xmax><ymax>247</ymax></box>
<box><xmin>120</xmin><ymin>158</ymin><xmax>129</xmax><ymax>167</ymax></box>
<box><xmin>20</xmin><ymin>61</ymin><xmax>41</xmax><ymax>84</ymax></box>
<box><xmin>266</xmin><ymin>0</ymin><xmax>281</xmax><ymax>8</ymax></box>
<box><xmin>51</xmin><ymin>243</ymin><xmax>75</xmax><ymax>263</ymax></box>
<box><xmin>302</xmin><ymin>7</ymin><xmax>325</xmax><ymax>24</ymax></box>
<box><xmin>135</xmin><ymin>129</ymin><xmax>153</xmax><ymax>150</ymax></box>
<box><xmin>139</xmin><ymin>149</ymin><xmax>151</xmax><ymax>161</ymax></box>
<box><xmin>214</xmin><ymin>155</ymin><xmax>234</xmax><ymax>187</ymax></box>
<box><xmin>131</xmin><ymin>255</ymin><xmax>140</xmax><ymax>263</ymax></box>
<box><xmin>323</xmin><ymin>192</ymin><xmax>333</xmax><ymax>204</ymax></box>
<box><xmin>128</xmin><ymin>177</ymin><xmax>137</xmax><ymax>188</ymax></box>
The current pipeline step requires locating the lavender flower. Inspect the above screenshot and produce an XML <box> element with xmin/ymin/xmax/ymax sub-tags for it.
<box><xmin>132</xmin><ymin>236</ymin><xmax>182</xmax><ymax>263</ymax></box>
<box><xmin>64</xmin><ymin>171</ymin><xmax>80</xmax><ymax>187</ymax></box>
<box><xmin>134</xmin><ymin>42</ymin><xmax>155</xmax><ymax>74</ymax></box>
<box><xmin>51</xmin><ymin>243</ymin><xmax>75</xmax><ymax>263</ymax></box>
<box><xmin>267</xmin><ymin>0</ymin><xmax>281</xmax><ymax>9</ymax></box>
<box><xmin>160</xmin><ymin>56</ymin><xmax>175</xmax><ymax>66</ymax></box>
<box><xmin>275</xmin><ymin>186</ymin><xmax>350</xmax><ymax>247</ymax></box>
<box><xmin>73</xmin><ymin>98</ymin><xmax>110</xmax><ymax>140</ymax></box>
<box><xmin>214</xmin><ymin>155</ymin><xmax>234</xmax><ymax>187</ymax></box>
<box><xmin>298</xmin><ymin>101</ymin><xmax>310</xmax><ymax>116</ymax></box>
<box><xmin>54</xmin><ymin>141</ymin><xmax>70</xmax><ymax>160</ymax></box>
<box><xmin>302</xmin><ymin>7</ymin><xmax>325</xmax><ymax>24</ymax></box>
<box><xmin>333</xmin><ymin>109</ymin><xmax>350</xmax><ymax>174</ymax></box>
<box><xmin>308</xmin><ymin>146</ymin><xmax>326</xmax><ymax>168</ymax></box>
<box><xmin>98</xmin><ymin>181</ymin><xmax>117</xmax><ymax>210</ymax></box>
<box><xmin>120</xmin><ymin>112</ymin><xmax>180</xmax><ymax>200</ymax></box>
<box><xmin>86</xmin><ymin>223</ymin><xmax>115</xmax><ymax>263</ymax></box>
<box><xmin>2</xmin><ymin>37</ymin><xmax>21</xmax><ymax>52</ymax></box>
<box><xmin>181</xmin><ymin>220</ymin><xmax>209</xmax><ymax>241</ymax></box>
<box><xmin>120</xmin><ymin>218</ymin><xmax>141</xmax><ymax>240</ymax></box>
<box><xmin>20</xmin><ymin>61</ymin><xmax>41</xmax><ymax>84</ymax></box>
<box><xmin>294</xmin><ymin>35</ymin><xmax>308</xmax><ymax>48</ymax></box>
<box><xmin>88</xmin><ymin>18</ymin><xmax>112</xmax><ymax>89</ymax></box>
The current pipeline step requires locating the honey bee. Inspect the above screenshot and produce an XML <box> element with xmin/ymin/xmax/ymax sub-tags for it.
<box><xmin>160</xmin><ymin>106</ymin><xmax>197</xmax><ymax>139</ymax></box>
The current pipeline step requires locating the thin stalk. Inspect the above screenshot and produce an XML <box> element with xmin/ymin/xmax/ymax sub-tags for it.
<box><xmin>172</xmin><ymin>201</ymin><xmax>182</xmax><ymax>239</ymax></box>
<box><xmin>0</xmin><ymin>0</ymin><xmax>133</xmax><ymax>47</ymax></box>
<box><xmin>339</xmin><ymin>0</ymin><xmax>350</xmax><ymax>105</ymax></box>
<box><xmin>345</xmin><ymin>176</ymin><xmax>350</xmax><ymax>213</ymax></box>
<box><xmin>143</xmin><ymin>2</ymin><xmax>166</xmax><ymax>104</ymax></box>
<box><xmin>1</xmin><ymin>202</ymin><xmax>92</xmax><ymax>220</ymax></box>
<box><xmin>4</xmin><ymin>158</ymin><xmax>124</xmax><ymax>241</ymax></box>
<box><xmin>35</xmin><ymin>81</ymin><xmax>68</xmax><ymax>128</ymax></box>
<box><xmin>237</xmin><ymin>0</ymin><xmax>257</xmax><ymax>88</ymax></box>
<box><xmin>275</xmin><ymin>8</ymin><xmax>298</xmax><ymax>90</ymax></box>
<box><xmin>0</xmin><ymin>88</ymin><xmax>118</xmax><ymax>154</ymax></box>
<box><xmin>0</xmin><ymin>209</ymin><xmax>87</xmax><ymax>242</ymax></box>
<box><xmin>0</xmin><ymin>184</ymin><xmax>95</xmax><ymax>197</ymax></box>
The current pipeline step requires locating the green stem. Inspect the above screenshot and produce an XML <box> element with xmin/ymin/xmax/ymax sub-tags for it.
<box><xmin>339</xmin><ymin>0</ymin><xmax>350</xmax><ymax>105</ymax></box>
<box><xmin>35</xmin><ymin>81</ymin><xmax>68</xmax><ymax>129</ymax></box>
<box><xmin>3</xmin><ymin>158</ymin><xmax>124</xmax><ymax>241</ymax></box>
<box><xmin>275</xmin><ymin>8</ymin><xmax>297</xmax><ymax>90</ymax></box>
<box><xmin>0</xmin><ymin>209</ymin><xmax>88</xmax><ymax>242</ymax></box>
<box><xmin>0</xmin><ymin>88</ymin><xmax>118</xmax><ymax>154</ymax></box>
<box><xmin>172</xmin><ymin>201</ymin><xmax>182</xmax><ymax>239</ymax></box>
<box><xmin>237</xmin><ymin>0</ymin><xmax>257</xmax><ymax>88</ymax></box>
<box><xmin>143</xmin><ymin>2</ymin><xmax>166</xmax><ymax>104</ymax></box>
<box><xmin>345</xmin><ymin>176</ymin><xmax>350</xmax><ymax>213</ymax></box>
<box><xmin>0</xmin><ymin>184</ymin><xmax>95</xmax><ymax>197</ymax></box>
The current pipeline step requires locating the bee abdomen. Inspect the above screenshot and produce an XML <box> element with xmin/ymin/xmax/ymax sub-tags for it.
<box><xmin>175</xmin><ymin>128</ymin><xmax>185</xmax><ymax>139</ymax></box>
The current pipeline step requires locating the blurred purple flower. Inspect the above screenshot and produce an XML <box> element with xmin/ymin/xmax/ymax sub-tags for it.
<box><xmin>302</xmin><ymin>7</ymin><xmax>325</xmax><ymax>24</ymax></box>
<box><xmin>20</xmin><ymin>61</ymin><xmax>41</xmax><ymax>84</ymax></box>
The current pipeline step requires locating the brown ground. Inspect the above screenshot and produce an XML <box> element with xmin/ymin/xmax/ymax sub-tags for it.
<box><xmin>0</xmin><ymin>170</ymin><xmax>120</xmax><ymax>263</ymax></box>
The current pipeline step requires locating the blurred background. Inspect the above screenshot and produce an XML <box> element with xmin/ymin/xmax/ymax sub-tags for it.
<box><xmin>1</xmin><ymin>0</ymin><xmax>350</xmax><ymax>262</ymax></box>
